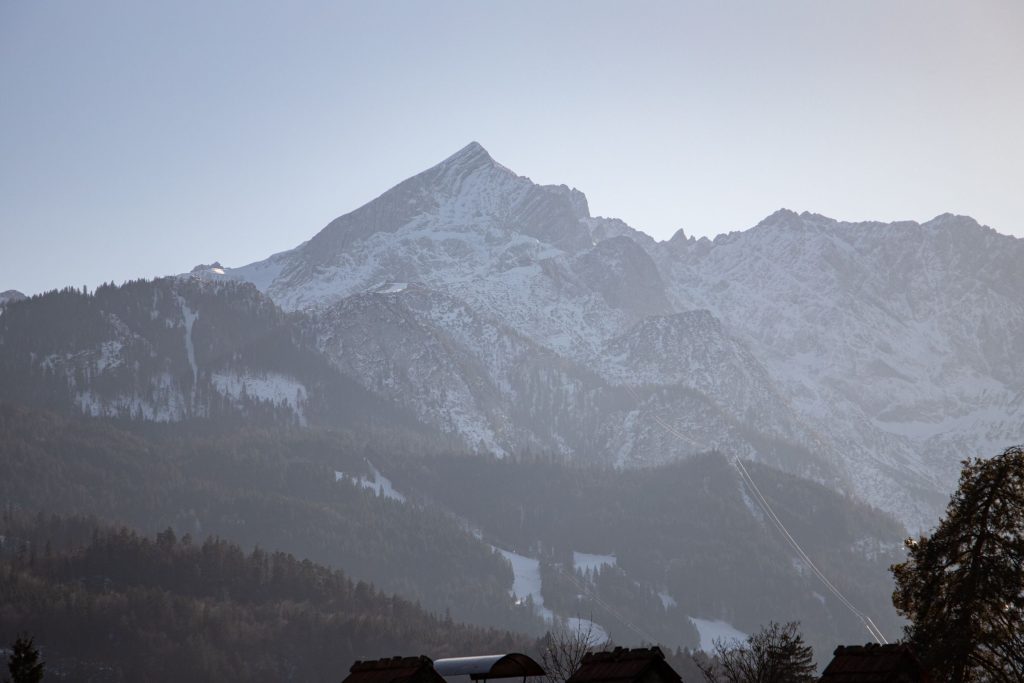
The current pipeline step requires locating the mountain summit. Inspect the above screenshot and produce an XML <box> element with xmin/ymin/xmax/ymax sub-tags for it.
<box><xmin>438</xmin><ymin>140</ymin><xmax>498</xmax><ymax>170</ymax></box>
<box><xmin>223</xmin><ymin>142</ymin><xmax>595</xmax><ymax>309</ymax></box>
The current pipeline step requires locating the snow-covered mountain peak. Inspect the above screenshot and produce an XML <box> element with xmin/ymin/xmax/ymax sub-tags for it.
<box><xmin>743</xmin><ymin>208</ymin><xmax>846</xmax><ymax>239</ymax></box>
<box><xmin>221</xmin><ymin>143</ymin><xmax>599</xmax><ymax>309</ymax></box>
<box><xmin>761</xmin><ymin>207</ymin><xmax>802</xmax><ymax>224</ymax></box>
<box><xmin>438</xmin><ymin>140</ymin><xmax>498</xmax><ymax>171</ymax></box>
<box><xmin>924</xmin><ymin>212</ymin><xmax>981</xmax><ymax>229</ymax></box>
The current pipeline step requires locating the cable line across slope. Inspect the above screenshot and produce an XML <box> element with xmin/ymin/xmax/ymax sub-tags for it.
<box><xmin>621</xmin><ymin>383</ymin><xmax>887</xmax><ymax>644</ymax></box>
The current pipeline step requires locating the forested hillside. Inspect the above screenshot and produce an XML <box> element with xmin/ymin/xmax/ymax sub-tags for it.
<box><xmin>0</xmin><ymin>403</ymin><xmax>537</xmax><ymax>633</ymax></box>
<box><xmin>0</xmin><ymin>279</ymin><xmax>424</xmax><ymax>432</ymax></box>
<box><xmin>0</xmin><ymin>513</ymin><xmax>531</xmax><ymax>682</ymax></box>
<box><xmin>1</xmin><ymin>403</ymin><xmax>906</xmax><ymax>658</ymax></box>
<box><xmin>378</xmin><ymin>451</ymin><xmax>906</xmax><ymax>656</ymax></box>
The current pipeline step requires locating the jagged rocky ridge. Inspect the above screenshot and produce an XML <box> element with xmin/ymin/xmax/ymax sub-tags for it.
<box><xmin>194</xmin><ymin>142</ymin><xmax>1022</xmax><ymax>529</ymax></box>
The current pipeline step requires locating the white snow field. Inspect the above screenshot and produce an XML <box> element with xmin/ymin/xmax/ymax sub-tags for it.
<box><xmin>573</xmin><ymin>551</ymin><xmax>617</xmax><ymax>573</ymax></box>
<box><xmin>690</xmin><ymin>617</ymin><xmax>748</xmax><ymax>652</ymax></box>
<box><xmin>493</xmin><ymin>546</ymin><xmax>611</xmax><ymax>643</ymax></box>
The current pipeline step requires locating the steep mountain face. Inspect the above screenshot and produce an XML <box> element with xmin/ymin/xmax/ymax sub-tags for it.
<box><xmin>599</xmin><ymin>311</ymin><xmax>834</xmax><ymax>477</ymax></box>
<box><xmin>311</xmin><ymin>284</ymin><xmax>608</xmax><ymax>457</ymax></box>
<box><xmin>194</xmin><ymin>145</ymin><xmax>1021</xmax><ymax>528</ymax></box>
<box><xmin>573</xmin><ymin>236</ymin><xmax>672</xmax><ymax>321</ymax></box>
<box><xmin>226</xmin><ymin>143</ymin><xmax>592</xmax><ymax>312</ymax></box>
<box><xmin>664</xmin><ymin>210</ymin><xmax>1024</xmax><ymax>525</ymax></box>
<box><xmin>309</xmin><ymin>285</ymin><xmax>828</xmax><ymax>476</ymax></box>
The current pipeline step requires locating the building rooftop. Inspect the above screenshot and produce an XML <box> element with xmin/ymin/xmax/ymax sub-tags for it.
<box><xmin>566</xmin><ymin>647</ymin><xmax>681</xmax><ymax>683</ymax></box>
<box><xmin>819</xmin><ymin>643</ymin><xmax>930</xmax><ymax>683</ymax></box>
<box><xmin>343</xmin><ymin>656</ymin><xmax>447</xmax><ymax>683</ymax></box>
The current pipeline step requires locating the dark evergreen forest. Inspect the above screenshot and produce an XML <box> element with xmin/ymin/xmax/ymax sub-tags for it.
<box><xmin>0</xmin><ymin>403</ymin><xmax>536</xmax><ymax>634</ymax></box>
<box><xmin>377</xmin><ymin>451</ymin><xmax>906</xmax><ymax>654</ymax></box>
<box><xmin>0</xmin><ymin>513</ymin><xmax>532</xmax><ymax>682</ymax></box>
<box><xmin>1</xmin><ymin>401</ymin><xmax>905</xmax><ymax>660</ymax></box>
<box><xmin>0</xmin><ymin>280</ymin><xmax>428</xmax><ymax>431</ymax></box>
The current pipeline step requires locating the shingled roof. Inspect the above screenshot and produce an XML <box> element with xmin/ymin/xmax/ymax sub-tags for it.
<box><xmin>565</xmin><ymin>647</ymin><xmax>681</xmax><ymax>683</ymax></box>
<box><xmin>342</xmin><ymin>655</ymin><xmax>447</xmax><ymax>683</ymax></box>
<box><xmin>819</xmin><ymin>644</ymin><xmax>929</xmax><ymax>683</ymax></box>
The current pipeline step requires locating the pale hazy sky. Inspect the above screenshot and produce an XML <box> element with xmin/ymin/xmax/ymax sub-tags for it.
<box><xmin>2</xmin><ymin>1</ymin><xmax>1022</xmax><ymax>296</ymax></box>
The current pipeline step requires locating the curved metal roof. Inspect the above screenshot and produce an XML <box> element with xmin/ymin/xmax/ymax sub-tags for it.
<box><xmin>433</xmin><ymin>653</ymin><xmax>544</xmax><ymax>680</ymax></box>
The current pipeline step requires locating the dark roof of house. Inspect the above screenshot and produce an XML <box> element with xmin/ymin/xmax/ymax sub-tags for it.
<box><xmin>819</xmin><ymin>644</ymin><xmax>929</xmax><ymax>683</ymax></box>
<box><xmin>566</xmin><ymin>647</ymin><xmax>681</xmax><ymax>683</ymax></box>
<box><xmin>343</xmin><ymin>656</ymin><xmax>447</xmax><ymax>683</ymax></box>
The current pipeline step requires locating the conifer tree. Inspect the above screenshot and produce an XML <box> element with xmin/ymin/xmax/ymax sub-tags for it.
<box><xmin>5</xmin><ymin>634</ymin><xmax>44</xmax><ymax>683</ymax></box>
<box><xmin>890</xmin><ymin>445</ymin><xmax>1024</xmax><ymax>683</ymax></box>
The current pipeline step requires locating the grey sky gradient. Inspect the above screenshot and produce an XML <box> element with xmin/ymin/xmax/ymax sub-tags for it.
<box><xmin>2</xmin><ymin>1</ymin><xmax>1022</xmax><ymax>296</ymax></box>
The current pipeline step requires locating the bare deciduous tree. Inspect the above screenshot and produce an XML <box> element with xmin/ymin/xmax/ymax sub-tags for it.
<box><xmin>697</xmin><ymin>621</ymin><xmax>815</xmax><ymax>683</ymax></box>
<box><xmin>541</xmin><ymin>619</ymin><xmax>603</xmax><ymax>683</ymax></box>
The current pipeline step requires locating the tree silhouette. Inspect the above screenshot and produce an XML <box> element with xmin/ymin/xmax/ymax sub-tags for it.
<box><xmin>697</xmin><ymin>621</ymin><xmax>815</xmax><ymax>683</ymax></box>
<box><xmin>891</xmin><ymin>445</ymin><xmax>1024</xmax><ymax>683</ymax></box>
<box><xmin>541</xmin><ymin>619</ymin><xmax>601</xmax><ymax>683</ymax></box>
<box><xmin>5</xmin><ymin>634</ymin><xmax>44</xmax><ymax>683</ymax></box>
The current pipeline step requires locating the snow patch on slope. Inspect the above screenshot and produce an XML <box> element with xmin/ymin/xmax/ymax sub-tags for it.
<box><xmin>211</xmin><ymin>371</ymin><xmax>307</xmax><ymax>424</ymax></box>
<box><xmin>573</xmin><ymin>552</ymin><xmax>617</xmax><ymax>573</ymax></box>
<box><xmin>335</xmin><ymin>465</ymin><xmax>406</xmax><ymax>503</ymax></box>
<box><xmin>493</xmin><ymin>547</ymin><xmax>554</xmax><ymax>622</ymax></box>
<box><xmin>75</xmin><ymin>372</ymin><xmax>187</xmax><ymax>421</ymax></box>
<box><xmin>564</xmin><ymin>616</ymin><xmax>610</xmax><ymax>646</ymax></box>
<box><xmin>691</xmin><ymin>618</ymin><xmax>747</xmax><ymax>652</ymax></box>
<box><xmin>491</xmin><ymin>546</ymin><xmax>609</xmax><ymax>643</ymax></box>
<box><xmin>178</xmin><ymin>297</ymin><xmax>199</xmax><ymax>388</ymax></box>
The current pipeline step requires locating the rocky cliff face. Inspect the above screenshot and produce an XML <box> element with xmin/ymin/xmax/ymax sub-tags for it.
<box><xmin>175</xmin><ymin>145</ymin><xmax>1024</xmax><ymax>527</ymax></box>
<box><xmin>661</xmin><ymin>210</ymin><xmax>1024</xmax><ymax>526</ymax></box>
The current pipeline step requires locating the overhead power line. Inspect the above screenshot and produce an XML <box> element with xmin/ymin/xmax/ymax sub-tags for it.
<box><xmin>622</xmin><ymin>383</ymin><xmax>887</xmax><ymax>644</ymax></box>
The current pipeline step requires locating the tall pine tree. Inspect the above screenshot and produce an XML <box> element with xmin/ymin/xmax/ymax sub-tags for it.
<box><xmin>891</xmin><ymin>445</ymin><xmax>1024</xmax><ymax>683</ymax></box>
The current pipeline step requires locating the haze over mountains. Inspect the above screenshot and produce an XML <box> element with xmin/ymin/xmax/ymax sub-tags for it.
<box><xmin>4</xmin><ymin>143</ymin><xmax>1020</xmax><ymax>530</ymax></box>
<box><xmin>175</xmin><ymin>141</ymin><xmax>1021</xmax><ymax>530</ymax></box>
<box><xmin>3</xmin><ymin>142</ymin><xmax>1020</xmax><ymax>671</ymax></box>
